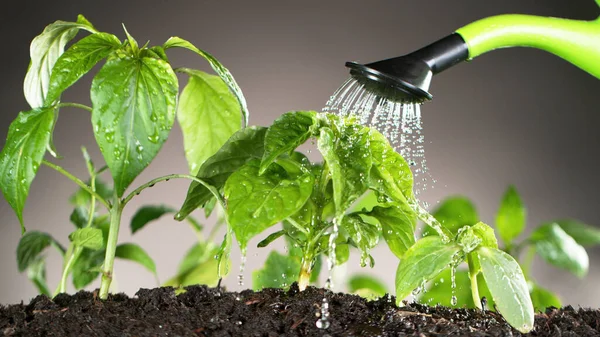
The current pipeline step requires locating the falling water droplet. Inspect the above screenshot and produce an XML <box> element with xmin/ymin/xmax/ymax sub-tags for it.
<box><xmin>316</xmin><ymin>297</ymin><xmax>330</xmax><ymax>329</ymax></box>
<box><xmin>238</xmin><ymin>248</ymin><xmax>247</xmax><ymax>287</ymax></box>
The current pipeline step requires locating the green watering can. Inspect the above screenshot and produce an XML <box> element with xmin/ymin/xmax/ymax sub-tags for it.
<box><xmin>345</xmin><ymin>0</ymin><xmax>600</xmax><ymax>103</ymax></box>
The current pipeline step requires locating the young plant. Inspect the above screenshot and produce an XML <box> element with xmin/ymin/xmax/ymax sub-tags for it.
<box><xmin>420</xmin><ymin>186</ymin><xmax>600</xmax><ymax>312</ymax></box>
<box><xmin>176</xmin><ymin>111</ymin><xmax>431</xmax><ymax>291</ymax></box>
<box><xmin>1</xmin><ymin>15</ymin><xmax>247</xmax><ymax>299</ymax></box>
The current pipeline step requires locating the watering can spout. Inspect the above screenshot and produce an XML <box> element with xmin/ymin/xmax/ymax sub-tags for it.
<box><xmin>346</xmin><ymin>1</ymin><xmax>600</xmax><ymax>103</ymax></box>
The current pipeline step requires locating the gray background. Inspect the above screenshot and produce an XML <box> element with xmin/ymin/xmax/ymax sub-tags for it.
<box><xmin>1</xmin><ymin>0</ymin><xmax>599</xmax><ymax>306</ymax></box>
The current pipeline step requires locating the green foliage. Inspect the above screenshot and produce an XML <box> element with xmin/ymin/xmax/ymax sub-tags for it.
<box><xmin>177</xmin><ymin>69</ymin><xmax>241</xmax><ymax>174</ymax></box>
<box><xmin>0</xmin><ymin>107</ymin><xmax>57</xmax><ymax>233</ymax></box>
<box><xmin>476</xmin><ymin>247</ymin><xmax>534</xmax><ymax>333</ymax></box>
<box><xmin>253</xmin><ymin>250</ymin><xmax>301</xmax><ymax>290</ymax></box>
<box><xmin>421</xmin><ymin>185</ymin><xmax>600</xmax><ymax>320</ymax></box>
<box><xmin>2</xmin><ymin>14</ymin><xmax>246</xmax><ymax>300</ymax></box>
<box><xmin>495</xmin><ymin>185</ymin><xmax>526</xmax><ymax>247</ymax></box>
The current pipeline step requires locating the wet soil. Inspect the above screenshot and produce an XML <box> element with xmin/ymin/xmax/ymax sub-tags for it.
<box><xmin>1</xmin><ymin>284</ymin><xmax>598</xmax><ymax>336</ymax></box>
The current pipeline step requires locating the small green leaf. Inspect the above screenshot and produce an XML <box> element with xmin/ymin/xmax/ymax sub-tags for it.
<box><xmin>0</xmin><ymin>107</ymin><xmax>56</xmax><ymax>232</ymax></box>
<box><xmin>46</xmin><ymin>32</ymin><xmax>121</xmax><ymax>104</ymax></box>
<box><xmin>69</xmin><ymin>207</ymin><xmax>89</xmax><ymax>228</ymax></box>
<box><xmin>457</xmin><ymin>226</ymin><xmax>482</xmax><ymax>254</ymax></box>
<box><xmin>476</xmin><ymin>247</ymin><xmax>534</xmax><ymax>333</ymax></box>
<box><xmin>317</xmin><ymin>125</ymin><xmax>371</xmax><ymax>216</ymax></box>
<box><xmin>122</xmin><ymin>24</ymin><xmax>139</xmax><ymax>55</ymax></box>
<box><xmin>471</xmin><ymin>222</ymin><xmax>498</xmax><ymax>249</ymax></box>
<box><xmin>424</xmin><ymin>197</ymin><xmax>478</xmax><ymax>237</ymax></box>
<box><xmin>215</xmin><ymin>230</ymin><xmax>233</xmax><ymax>278</ymax></box>
<box><xmin>163</xmin><ymin>37</ymin><xmax>249</xmax><ymax>127</ymax></box>
<box><xmin>72</xmin><ymin>248</ymin><xmax>104</xmax><ymax>289</ymax></box>
<box><xmin>257</xmin><ymin>230</ymin><xmax>286</xmax><ymax>248</ymax></box>
<box><xmin>177</xmin><ymin>69</ymin><xmax>241</xmax><ymax>175</ymax></box>
<box><xmin>555</xmin><ymin>220</ymin><xmax>600</xmax><ymax>247</ymax></box>
<box><xmin>529</xmin><ymin>282</ymin><xmax>561</xmax><ymax>311</ymax></box>
<box><xmin>91</xmin><ymin>55</ymin><xmax>178</xmax><ymax>197</ymax></box>
<box><xmin>176</xmin><ymin>242</ymin><xmax>216</xmax><ymax>275</ymax></box>
<box><xmin>369</xmin><ymin>204</ymin><xmax>416</xmax><ymax>258</ymax></box>
<box><xmin>177</xmin><ymin>126</ymin><xmax>267</xmax><ymax>220</ymax></box>
<box><xmin>496</xmin><ymin>185</ymin><xmax>526</xmax><ymax>246</ymax></box>
<box><xmin>225</xmin><ymin>160</ymin><xmax>313</xmax><ymax>250</ymax></box>
<box><xmin>145</xmin><ymin>46</ymin><xmax>169</xmax><ymax>62</ymax></box>
<box><xmin>368</xmin><ymin>129</ymin><xmax>414</xmax><ymax>204</ymax></box>
<box><xmin>342</xmin><ymin>214</ymin><xmax>380</xmax><ymax>267</ymax></box>
<box><xmin>26</xmin><ymin>257</ymin><xmax>51</xmax><ymax>296</ymax></box>
<box><xmin>24</xmin><ymin>15</ymin><xmax>96</xmax><ymax>108</ymax></box>
<box><xmin>69</xmin><ymin>228</ymin><xmax>104</xmax><ymax>250</ymax></box>
<box><xmin>16</xmin><ymin>231</ymin><xmax>54</xmax><ymax>272</ymax></box>
<box><xmin>530</xmin><ymin>223</ymin><xmax>589</xmax><ymax>278</ymax></box>
<box><xmin>252</xmin><ymin>250</ymin><xmax>301</xmax><ymax>290</ymax></box>
<box><xmin>260</xmin><ymin>111</ymin><xmax>319</xmax><ymax>174</ymax></box>
<box><xmin>115</xmin><ymin>243</ymin><xmax>157</xmax><ymax>276</ymax></box>
<box><xmin>395</xmin><ymin>236</ymin><xmax>462</xmax><ymax>302</ymax></box>
<box><xmin>348</xmin><ymin>274</ymin><xmax>388</xmax><ymax>299</ymax></box>
<box><xmin>130</xmin><ymin>205</ymin><xmax>176</xmax><ymax>234</ymax></box>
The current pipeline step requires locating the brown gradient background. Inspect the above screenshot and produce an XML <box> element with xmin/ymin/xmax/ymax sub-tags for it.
<box><xmin>1</xmin><ymin>0</ymin><xmax>600</xmax><ymax>306</ymax></box>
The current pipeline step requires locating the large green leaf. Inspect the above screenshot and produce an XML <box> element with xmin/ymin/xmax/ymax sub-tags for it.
<box><xmin>341</xmin><ymin>214</ymin><xmax>380</xmax><ymax>267</ymax></box>
<box><xmin>130</xmin><ymin>205</ymin><xmax>176</xmax><ymax>234</ymax></box>
<box><xmin>495</xmin><ymin>185</ymin><xmax>526</xmax><ymax>246</ymax></box>
<box><xmin>163</xmin><ymin>37</ymin><xmax>248</xmax><ymax>126</ymax></box>
<box><xmin>46</xmin><ymin>32</ymin><xmax>121</xmax><ymax>104</ymax></box>
<box><xmin>348</xmin><ymin>274</ymin><xmax>388</xmax><ymax>299</ymax></box>
<box><xmin>252</xmin><ymin>250</ymin><xmax>301</xmax><ymax>290</ymax></box>
<box><xmin>24</xmin><ymin>15</ymin><xmax>96</xmax><ymax>108</ymax></box>
<box><xmin>225</xmin><ymin>160</ymin><xmax>313</xmax><ymax>250</ymax></box>
<box><xmin>176</xmin><ymin>126</ymin><xmax>267</xmax><ymax>220</ymax></box>
<box><xmin>317</xmin><ymin>125</ymin><xmax>371</xmax><ymax>216</ymax></box>
<box><xmin>16</xmin><ymin>231</ymin><xmax>57</xmax><ymax>272</ymax></box>
<box><xmin>369</xmin><ymin>204</ymin><xmax>416</xmax><ymax>258</ymax></box>
<box><xmin>177</xmin><ymin>69</ymin><xmax>241</xmax><ymax>174</ymax></box>
<box><xmin>530</xmin><ymin>223</ymin><xmax>589</xmax><ymax>278</ymax></box>
<box><xmin>260</xmin><ymin>111</ymin><xmax>319</xmax><ymax>174</ymax></box>
<box><xmin>69</xmin><ymin>228</ymin><xmax>104</xmax><ymax>250</ymax></box>
<box><xmin>91</xmin><ymin>55</ymin><xmax>178</xmax><ymax>196</ymax></box>
<box><xmin>476</xmin><ymin>247</ymin><xmax>534</xmax><ymax>333</ymax></box>
<box><xmin>395</xmin><ymin>236</ymin><xmax>461</xmax><ymax>302</ymax></box>
<box><xmin>424</xmin><ymin>197</ymin><xmax>478</xmax><ymax>237</ymax></box>
<box><xmin>0</xmin><ymin>107</ymin><xmax>56</xmax><ymax>232</ymax></box>
<box><xmin>368</xmin><ymin>129</ymin><xmax>414</xmax><ymax>203</ymax></box>
<box><xmin>554</xmin><ymin>220</ymin><xmax>600</xmax><ymax>247</ymax></box>
<box><xmin>115</xmin><ymin>243</ymin><xmax>157</xmax><ymax>276</ymax></box>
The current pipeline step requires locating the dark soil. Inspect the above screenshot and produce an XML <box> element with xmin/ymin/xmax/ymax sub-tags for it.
<box><xmin>1</xmin><ymin>284</ymin><xmax>598</xmax><ymax>336</ymax></box>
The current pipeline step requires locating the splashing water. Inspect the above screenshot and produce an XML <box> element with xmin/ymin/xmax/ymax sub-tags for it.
<box><xmin>323</xmin><ymin>77</ymin><xmax>435</xmax><ymax>200</ymax></box>
<box><xmin>316</xmin><ymin>297</ymin><xmax>331</xmax><ymax>329</ymax></box>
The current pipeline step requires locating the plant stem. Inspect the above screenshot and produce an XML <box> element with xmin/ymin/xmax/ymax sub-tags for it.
<box><xmin>467</xmin><ymin>255</ymin><xmax>483</xmax><ymax>310</ymax></box>
<box><xmin>99</xmin><ymin>191</ymin><xmax>123</xmax><ymax>300</ymax></box>
<box><xmin>58</xmin><ymin>102</ymin><xmax>93</xmax><ymax>112</ymax></box>
<box><xmin>121</xmin><ymin>173</ymin><xmax>224</xmax><ymax>208</ymax></box>
<box><xmin>54</xmin><ymin>244</ymin><xmax>82</xmax><ymax>297</ymax></box>
<box><xmin>298</xmin><ymin>252</ymin><xmax>314</xmax><ymax>291</ymax></box>
<box><xmin>42</xmin><ymin>160</ymin><xmax>110</xmax><ymax>209</ymax></box>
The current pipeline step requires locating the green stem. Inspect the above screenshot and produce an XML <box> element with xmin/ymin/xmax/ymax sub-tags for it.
<box><xmin>121</xmin><ymin>173</ymin><xmax>224</xmax><ymax>208</ymax></box>
<box><xmin>57</xmin><ymin>102</ymin><xmax>93</xmax><ymax>113</ymax></box>
<box><xmin>99</xmin><ymin>191</ymin><xmax>123</xmax><ymax>300</ymax></box>
<box><xmin>286</xmin><ymin>217</ymin><xmax>310</xmax><ymax>235</ymax></box>
<box><xmin>520</xmin><ymin>245</ymin><xmax>536</xmax><ymax>279</ymax></box>
<box><xmin>298</xmin><ymin>255</ymin><xmax>313</xmax><ymax>291</ymax></box>
<box><xmin>467</xmin><ymin>254</ymin><xmax>482</xmax><ymax>310</ymax></box>
<box><xmin>86</xmin><ymin>175</ymin><xmax>96</xmax><ymax>228</ymax></box>
<box><xmin>54</xmin><ymin>244</ymin><xmax>81</xmax><ymax>297</ymax></box>
<box><xmin>42</xmin><ymin>160</ymin><xmax>110</xmax><ymax>209</ymax></box>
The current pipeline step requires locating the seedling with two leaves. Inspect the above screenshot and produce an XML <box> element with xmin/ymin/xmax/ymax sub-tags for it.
<box><xmin>420</xmin><ymin>186</ymin><xmax>600</xmax><ymax>313</ymax></box>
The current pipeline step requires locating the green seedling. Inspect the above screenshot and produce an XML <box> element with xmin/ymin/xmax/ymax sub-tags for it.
<box><xmin>420</xmin><ymin>186</ymin><xmax>600</xmax><ymax>313</ymax></box>
<box><xmin>177</xmin><ymin>111</ymin><xmax>432</xmax><ymax>291</ymax></box>
<box><xmin>1</xmin><ymin>15</ymin><xmax>247</xmax><ymax>299</ymax></box>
